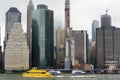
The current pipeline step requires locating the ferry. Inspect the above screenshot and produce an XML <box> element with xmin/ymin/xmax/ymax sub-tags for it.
<box><xmin>22</xmin><ymin>68</ymin><xmax>52</xmax><ymax>77</ymax></box>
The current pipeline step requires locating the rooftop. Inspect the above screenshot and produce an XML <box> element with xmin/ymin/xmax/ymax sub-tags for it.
<box><xmin>7</xmin><ymin>7</ymin><xmax>21</xmax><ymax>13</ymax></box>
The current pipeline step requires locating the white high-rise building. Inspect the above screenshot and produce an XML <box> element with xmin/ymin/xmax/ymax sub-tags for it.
<box><xmin>5</xmin><ymin>23</ymin><xmax>29</xmax><ymax>71</ymax></box>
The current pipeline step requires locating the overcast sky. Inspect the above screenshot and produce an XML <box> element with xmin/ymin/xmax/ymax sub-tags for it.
<box><xmin>0</xmin><ymin>0</ymin><xmax>120</xmax><ymax>46</ymax></box>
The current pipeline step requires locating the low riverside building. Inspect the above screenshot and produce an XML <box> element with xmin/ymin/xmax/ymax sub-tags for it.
<box><xmin>5</xmin><ymin>23</ymin><xmax>29</xmax><ymax>71</ymax></box>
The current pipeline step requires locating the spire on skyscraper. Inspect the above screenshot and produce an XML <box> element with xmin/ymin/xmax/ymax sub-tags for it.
<box><xmin>28</xmin><ymin>0</ymin><xmax>34</xmax><ymax>10</ymax></box>
<box><xmin>105</xmin><ymin>9</ymin><xmax>108</xmax><ymax>15</ymax></box>
<box><xmin>101</xmin><ymin>10</ymin><xmax>111</xmax><ymax>27</ymax></box>
<box><xmin>106</xmin><ymin>10</ymin><xmax>108</xmax><ymax>13</ymax></box>
<box><xmin>29</xmin><ymin>0</ymin><xmax>33</xmax><ymax>5</ymax></box>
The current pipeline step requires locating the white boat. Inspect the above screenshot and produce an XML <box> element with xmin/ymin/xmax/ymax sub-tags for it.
<box><xmin>49</xmin><ymin>70</ymin><xmax>62</xmax><ymax>75</ymax></box>
<box><xmin>71</xmin><ymin>70</ymin><xmax>86</xmax><ymax>75</ymax></box>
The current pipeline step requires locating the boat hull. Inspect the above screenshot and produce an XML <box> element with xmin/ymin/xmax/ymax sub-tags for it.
<box><xmin>22</xmin><ymin>73</ymin><xmax>52</xmax><ymax>77</ymax></box>
<box><xmin>22</xmin><ymin>69</ymin><xmax>52</xmax><ymax>77</ymax></box>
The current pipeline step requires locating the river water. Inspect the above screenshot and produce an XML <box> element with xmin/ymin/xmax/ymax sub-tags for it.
<box><xmin>0</xmin><ymin>74</ymin><xmax>120</xmax><ymax>80</ymax></box>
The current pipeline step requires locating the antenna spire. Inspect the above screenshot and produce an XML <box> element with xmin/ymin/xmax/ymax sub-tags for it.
<box><xmin>106</xmin><ymin>9</ymin><xmax>108</xmax><ymax>14</ymax></box>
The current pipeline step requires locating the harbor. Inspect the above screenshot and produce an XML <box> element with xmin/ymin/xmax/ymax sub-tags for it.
<box><xmin>0</xmin><ymin>74</ymin><xmax>120</xmax><ymax>80</ymax></box>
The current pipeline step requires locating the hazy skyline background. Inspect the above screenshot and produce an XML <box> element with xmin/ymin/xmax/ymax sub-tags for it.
<box><xmin>0</xmin><ymin>0</ymin><xmax>120</xmax><ymax>47</ymax></box>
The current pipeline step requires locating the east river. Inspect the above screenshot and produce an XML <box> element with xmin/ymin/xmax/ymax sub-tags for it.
<box><xmin>0</xmin><ymin>74</ymin><xmax>120</xmax><ymax>80</ymax></box>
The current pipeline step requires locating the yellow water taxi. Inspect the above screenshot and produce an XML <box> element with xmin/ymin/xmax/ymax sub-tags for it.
<box><xmin>22</xmin><ymin>68</ymin><xmax>52</xmax><ymax>77</ymax></box>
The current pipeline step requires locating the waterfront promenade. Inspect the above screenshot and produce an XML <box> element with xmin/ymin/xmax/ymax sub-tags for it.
<box><xmin>0</xmin><ymin>74</ymin><xmax>120</xmax><ymax>80</ymax></box>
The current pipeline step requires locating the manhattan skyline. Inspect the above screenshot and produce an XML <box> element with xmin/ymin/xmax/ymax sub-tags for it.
<box><xmin>0</xmin><ymin>0</ymin><xmax>120</xmax><ymax>47</ymax></box>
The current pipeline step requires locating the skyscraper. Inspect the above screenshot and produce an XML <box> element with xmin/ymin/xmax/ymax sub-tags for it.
<box><xmin>72</xmin><ymin>30</ymin><xmax>89</xmax><ymax>65</ymax></box>
<box><xmin>27</xmin><ymin>0</ymin><xmax>34</xmax><ymax>68</ymax></box>
<box><xmin>96</xmin><ymin>12</ymin><xmax>120</xmax><ymax>69</ymax></box>
<box><xmin>91</xmin><ymin>20</ymin><xmax>99</xmax><ymax>66</ymax></box>
<box><xmin>92</xmin><ymin>20</ymin><xmax>99</xmax><ymax>41</ymax></box>
<box><xmin>5</xmin><ymin>7</ymin><xmax>21</xmax><ymax>41</ymax></box>
<box><xmin>32</xmin><ymin>4</ymin><xmax>54</xmax><ymax>69</ymax></box>
<box><xmin>101</xmin><ymin>10</ymin><xmax>111</xmax><ymax>27</ymax></box>
<box><xmin>56</xmin><ymin>27</ymin><xmax>65</xmax><ymax>68</ymax></box>
<box><xmin>56</xmin><ymin>27</ymin><xmax>65</xmax><ymax>49</ymax></box>
<box><xmin>27</xmin><ymin>0</ymin><xmax>34</xmax><ymax>48</ymax></box>
<box><xmin>5</xmin><ymin>23</ymin><xmax>29</xmax><ymax>71</ymax></box>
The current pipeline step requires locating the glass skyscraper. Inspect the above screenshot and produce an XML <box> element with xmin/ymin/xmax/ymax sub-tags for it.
<box><xmin>5</xmin><ymin>7</ymin><xmax>21</xmax><ymax>40</ymax></box>
<box><xmin>32</xmin><ymin>4</ymin><xmax>54</xmax><ymax>69</ymax></box>
<box><xmin>92</xmin><ymin>20</ymin><xmax>99</xmax><ymax>41</ymax></box>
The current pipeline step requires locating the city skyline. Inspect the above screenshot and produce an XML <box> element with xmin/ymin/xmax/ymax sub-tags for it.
<box><xmin>1</xmin><ymin>0</ymin><xmax>120</xmax><ymax>47</ymax></box>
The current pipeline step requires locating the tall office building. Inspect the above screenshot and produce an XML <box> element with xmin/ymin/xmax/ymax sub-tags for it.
<box><xmin>56</xmin><ymin>27</ymin><xmax>65</xmax><ymax>68</ymax></box>
<box><xmin>27</xmin><ymin>0</ymin><xmax>34</xmax><ymax>68</ymax></box>
<box><xmin>5</xmin><ymin>7</ymin><xmax>21</xmax><ymax>41</ymax></box>
<box><xmin>32</xmin><ymin>4</ymin><xmax>54</xmax><ymax>69</ymax></box>
<box><xmin>27</xmin><ymin>0</ymin><xmax>34</xmax><ymax>48</ymax></box>
<box><xmin>72</xmin><ymin>30</ymin><xmax>89</xmax><ymax>65</ymax></box>
<box><xmin>101</xmin><ymin>10</ymin><xmax>111</xmax><ymax>28</ymax></box>
<box><xmin>91</xmin><ymin>20</ymin><xmax>99</xmax><ymax>66</ymax></box>
<box><xmin>5</xmin><ymin>23</ymin><xmax>29</xmax><ymax>71</ymax></box>
<box><xmin>92</xmin><ymin>20</ymin><xmax>99</xmax><ymax>41</ymax></box>
<box><xmin>96</xmin><ymin>12</ymin><xmax>120</xmax><ymax>69</ymax></box>
<box><xmin>56</xmin><ymin>27</ymin><xmax>65</xmax><ymax>48</ymax></box>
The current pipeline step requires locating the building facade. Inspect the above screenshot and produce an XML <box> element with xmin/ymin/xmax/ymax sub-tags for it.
<box><xmin>27</xmin><ymin>0</ymin><xmax>34</xmax><ymax>68</ymax></box>
<box><xmin>56</xmin><ymin>27</ymin><xmax>65</xmax><ymax>68</ymax></box>
<box><xmin>5</xmin><ymin>23</ymin><xmax>29</xmax><ymax>71</ymax></box>
<box><xmin>0</xmin><ymin>27</ymin><xmax>2</xmax><ymax>69</ymax></box>
<box><xmin>27</xmin><ymin>0</ymin><xmax>34</xmax><ymax>48</ymax></box>
<box><xmin>72</xmin><ymin>30</ymin><xmax>89</xmax><ymax>65</ymax></box>
<box><xmin>101</xmin><ymin>12</ymin><xmax>111</xmax><ymax>27</ymax></box>
<box><xmin>90</xmin><ymin>20</ymin><xmax>99</xmax><ymax>66</ymax></box>
<box><xmin>5</xmin><ymin>7</ymin><xmax>21</xmax><ymax>41</ymax></box>
<box><xmin>96</xmin><ymin>13</ymin><xmax>120</xmax><ymax>69</ymax></box>
<box><xmin>92</xmin><ymin>20</ymin><xmax>99</xmax><ymax>41</ymax></box>
<box><xmin>32</xmin><ymin>4</ymin><xmax>54</xmax><ymax>69</ymax></box>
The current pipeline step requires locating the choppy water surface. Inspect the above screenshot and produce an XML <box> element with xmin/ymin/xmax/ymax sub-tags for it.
<box><xmin>0</xmin><ymin>74</ymin><xmax>120</xmax><ymax>80</ymax></box>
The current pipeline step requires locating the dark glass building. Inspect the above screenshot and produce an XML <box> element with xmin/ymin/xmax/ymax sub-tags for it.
<box><xmin>5</xmin><ymin>7</ymin><xmax>21</xmax><ymax>40</ymax></box>
<box><xmin>32</xmin><ymin>4</ymin><xmax>54</xmax><ymax>69</ymax></box>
